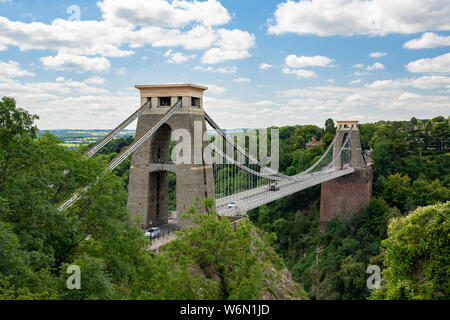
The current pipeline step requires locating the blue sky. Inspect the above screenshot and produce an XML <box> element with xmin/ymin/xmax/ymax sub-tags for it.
<box><xmin>0</xmin><ymin>0</ymin><xmax>449</xmax><ymax>129</ymax></box>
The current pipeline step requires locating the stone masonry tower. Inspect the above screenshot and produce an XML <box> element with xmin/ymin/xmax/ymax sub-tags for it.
<box><xmin>127</xmin><ymin>84</ymin><xmax>215</xmax><ymax>229</ymax></box>
<box><xmin>320</xmin><ymin>121</ymin><xmax>373</xmax><ymax>231</ymax></box>
<box><xmin>332</xmin><ymin>121</ymin><xmax>363</xmax><ymax>169</ymax></box>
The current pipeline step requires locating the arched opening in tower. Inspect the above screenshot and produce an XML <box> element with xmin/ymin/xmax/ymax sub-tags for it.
<box><xmin>147</xmin><ymin>123</ymin><xmax>173</xmax><ymax>227</ymax></box>
<box><xmin>341</xmin><ymin>132</ymin><xmax>351</xmax><ymax>168</ymax></box>
<box><xmin>168</xmin><ymin>172</ymin><xmax>176</xmax><ymax>213</ymax></box>
<box><xmin>150</xmin><ymin>123</ymin><xmax>172</xmax><ymax>163</ymax></box>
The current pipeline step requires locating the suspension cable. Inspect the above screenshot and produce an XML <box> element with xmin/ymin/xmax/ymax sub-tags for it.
<box><xmin>84</xmin><ymin>100</ymin><xmax>151</xmax><ymax>158</ymax></box>
<box><xmin>58</xmin><ymin>99</ymin><xmax>182</xmax><ymax>211</ymax></box>
<box><xmin>204</xmin><ymin>111</ymin><xmax>294</xmax><ymax>181</ymax></box>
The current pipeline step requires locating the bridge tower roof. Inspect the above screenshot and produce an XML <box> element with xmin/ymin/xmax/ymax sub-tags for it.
<box><xmin>135</xmin><ymin>84</ymin><xmax>208</xmax><ymax>98</ymax></box>
<box><xmin>336</xmin><ymin>120</ymin><xmax>359</xmax><ymax>125</ymax></box>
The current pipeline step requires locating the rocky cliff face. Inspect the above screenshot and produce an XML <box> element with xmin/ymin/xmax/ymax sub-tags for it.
<box><xmin>158</xmin><ymin>218</ymin><xmax>309</xmax><ymax>300</ymax></box>
<box><xmin>262</xmin><ymin>267</ymin><xmax>308</xmax><ymax>300</ymax></box>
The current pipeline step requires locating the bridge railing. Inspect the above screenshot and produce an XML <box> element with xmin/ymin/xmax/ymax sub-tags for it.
<box><xmin>238</xmin><ymin>168</ymin><xmax>355</xmax><ymax>212</ymax></box>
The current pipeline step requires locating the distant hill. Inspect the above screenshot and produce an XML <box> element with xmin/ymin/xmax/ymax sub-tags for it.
<box><xmin>38</xmin><ymin>129</ymin><xmax>136</xmax><ymax>149</ymax></box>
<box><xmin>40</xmin><ymin>128</ymin><xmax>253</xmax><ymax>148</ymax></box>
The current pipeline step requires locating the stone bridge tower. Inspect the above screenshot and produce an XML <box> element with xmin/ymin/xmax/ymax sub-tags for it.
<box><xmin>320</xmin><ymin>121</ymin><xmax>373</xmax><ymax>231</ymax></box>
<box><xmin>127</xmin><ymin>84</ymin><xmax>215</xmax><ymax>229</ymax></box>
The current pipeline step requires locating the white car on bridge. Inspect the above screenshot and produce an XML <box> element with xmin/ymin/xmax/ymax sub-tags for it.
<box><xmin>227</xmin><ymin>200</ymin><xmax>238</xmax><ymax>209</ymax></box>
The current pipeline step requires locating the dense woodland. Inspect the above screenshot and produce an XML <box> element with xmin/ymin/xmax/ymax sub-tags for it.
<box><xmin>0</xmin><ymin>96</ymin><xmax>448</xmax><ymax>300</ymax></box>
<box><xmin>249</xmin><ymin>115</ymin><xmax>449</xmax><ymax>299</ymax></box>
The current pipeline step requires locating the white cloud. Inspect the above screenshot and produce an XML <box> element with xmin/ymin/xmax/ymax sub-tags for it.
<box><xmin>251</xmin><ymin>100</ymin><xmax>275</xmax><ymax>106</ymax></box>
<box><xmin>350</xmin><ymin>79</ymin><xmax>363</xmax><ymax>85</ymax></box>
<box><xmin>279</xmin><ymin>85</ymin><xmax>450</xmax><ymax>121</ymax></box>
<box><xmin>194</xmin><ymin>65</ymin><xmax>237</xmax><ymax>74</ymax></box>
<box><xmin>0</xmin><ymin>60</ymin><xmax>34</xmax><ymax>80</ymax></box>
<box><xmin>201</xmin><ymin>29</ymin><xmax>255</xmax><ymax>64</ymax></box>
<box><xmin>40</xmin><ymin>54</ymin><xmax>111</xmax><ymax>72</ymax></box>
<box><xmin>0</xmin><ymin>76</ymin><xmax>108</xmax><ymax>100</ymax></box>
<box><xmin>282</xmin><ymin>55</ymin><xmax>331</xmax><ymax>79</ymax></box>
<box><xmin>282</xmin><ymin>68</ymin><xmax>317</xmax><ymax>78</ymax></box>
<box><xmin>285</xmin><ymin>55</ymin><xmax>333</xmax><ymax>68</ymax></box>
<box><xmin>354</xmin><ymin>70</ymin><xmax>368</xmax><ymax>76</ymax></box>
<box><xmin>366</xmin><ymin>62</ymin><xmax>385</xmax><ymax>71</ymax></box>
<box><xmin>0</xmin><ymin>17</ymin><xmax>134</xmax><ymax>58</ymax></box>
<box><xmin>404</xmin><ymin>32</ymin><xmax>450</xmax><ymax>49</ymax></box>
<box><xmin>203</xmin><ymin>84</ymin><xmax>226</xmax><ymax>94</ymax></box>
<box><xmin>233</xmin><ymin>77</ymin><xmax>250</xmax><ymax>83</ymax></box>
<box><xmin>131</xmin><ymin>25</ymin><xmax>218</xmax><ymax>51</ymax></box>
<box><xmin>0</xmin><ymin>1</ymin><xmax>254</xmax><ymax>68</ymax></box>
<box><xmin>98</xmin><ymin>0</ymin><xmax>231</xmax><ymax>28</ymax></box>
<box><xmin>327</xmin><ymin>79</ymin><xmax>335</xmax><ymax>83</ymax></box>
<box><xmin>366</xmin><ymin>75</ymin><xmax>450</xmax><ymax>89</ymax></box>
<box><xmin>398</xmin><ymin>93</ymin><xmax>423</xmax><ymax>100</ymax></box>
<box><xmin>84</xmin><ymin>76</ymin><xmax>106</xmax><ymax>85</ymax></box>
<box><xmin>370</xmin><ymin>52</ymin><xmax>387</xmax><ymax>58</ymax></box>
<box><xmin>0</xmin><ymin>44</ymin><xmax>7</xmax><ymax>51</ymax></box>
<box><xmin>115</xmin><ymin>67</ymin><xmax>127</xmax><ymax>75</ymax></box>
<box><xmin>259</xmin><ymin>63</ymin><xmax>272</xmax><ymax>70</ymax></box>
<box><xmin>352</xmin><ymin>63</ymin><xmax>364</xmax><ymax>69</ymax></box>
<box><xmin>268</xmin><ymin>0</ymin><xmax>450</xmax><ymax>36</ymax></box>
<box><xmin>346</xmin><ymin>94</ymin><xmax>367</xmax><ymax>102</ymax></box>
<box><xmin>0</xmin><ymin>75</ymin><xmax>137</xmax><ymax>129</ymax></box>
<box><xmin>202</xmin><ymin>47</ymin><xmax>250</xmax><ymax>64</ymax></box>
<box><xmin>406</xmin><ymin>53</ymin><xmax>450</xmax><ymax>73</ymax></box>
<box><xmin>163</xmin><ymin>49</ymin><xmax>196</xmax><ymax>64</ymax></box>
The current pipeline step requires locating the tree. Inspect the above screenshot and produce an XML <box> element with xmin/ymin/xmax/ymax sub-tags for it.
<box><xmin>370</xmin><ymin>124</ymin><xmax>408</xmax><ymax>178</ymax></box>
<box><xmin>431</xmin><ymin>116</ymin><xmax>445</xmax><ymax>123</ymax></box>
<box><xmin>359</xmin><ymin>198</ymin><xmax>399</xmax><ymax>241</ymax></box>
<box><xmin>431</xmin><ymin>121</ymin><xmax>449</xmax><ymax>153</ymax></box>
<box><xmin>322</xmin><ymin>132</ymin><xmax>334</xmax><ymax>147</ymax></box>
<box><xmin>331</xmin><ymin>256</ymin><xmax>367</xmax><ymax>300</ymax></box>
<box><xmin>59</xmin><ymin>255</ymin><xmax>116</xmax><ymax>300</ymax></box>
<box><xmin>0</xmin><ymin>97</ymin><xmax>38</xmax><ymax>185</ymax></box>
<box><xmin>382</xmin><ymin>174</ymin><xmax>412</xmax><ymax>213</ymax></box>
<box><xmin>371</xmin><ymin>202</ymin><xmax>449</xmax><ymax>300</ymax></box>
<box><xmin>325</xmin><ymin>118</ymin><xmax>336</xmax><ymax>135</ymax></box>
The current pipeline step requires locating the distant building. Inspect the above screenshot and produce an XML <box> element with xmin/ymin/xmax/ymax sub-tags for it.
<box><xmin>306</xmin><ymin>136</ymin><xmax>322</xmax><ymax>148</ymax></box>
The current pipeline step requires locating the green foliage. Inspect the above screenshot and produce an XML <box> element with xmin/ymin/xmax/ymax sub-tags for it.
<box><xmin>325</xmin><ymin>118</ymin><xmax>336</xmax><ymax>135</ymax></box>
<box><xmin>382</xmin><ymin>173</ymin><xmax>449</xmax><ymax>213</ymax></box>
<box><xmin>59</xmin><ymin>255</ymin><xmax>116</xmax><ymax>300</ymax></box>
<box><xmin>330</xmin><ymin>256</ymin><xmax>366</xmax><ymax>300</ymax></box>
<box><xmin>371</xmin><ymin>202</ymin><xmax>449</xmax><ymax>300</ymax></box>
<box><xmin>1</xmin><ymin>97</ymin><xmax>448</xmax><ymax>301</ymax></box>
<box><xmin>251</xmin><ymin>198</ymin><xmax>402</xmax><ymax>300</ymax></box>
<box><xmin>131</xmin><ymin>200</ymin><xmax>307</xmax><ymax>300</ymax></box>
<box><xmin>370</xmin><ymin>123</ymin><xmax>409</xmax><ymax>178</ymax></box>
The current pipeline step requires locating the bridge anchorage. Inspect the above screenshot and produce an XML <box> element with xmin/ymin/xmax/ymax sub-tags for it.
<box><xmin>320</xmin><ymin>121</ymin><xmax>373</xmax><ymax>231</ymax></box>
<box><xmin>58</xmin><ymin>83</ymin><xmax>372</xmax><ymax>232</ymax></box>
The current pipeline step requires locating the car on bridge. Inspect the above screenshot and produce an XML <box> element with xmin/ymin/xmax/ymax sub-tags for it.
<box><xmin>145</xmin><ymin>227</ymin><xmax>161</xmax><ymax>239</ymax></box>
<box><xmin>227</xmin><ymin>201</ymin><xmax>238</xmax><ymax>209</ymax></box>
<box><xmin>267</xmin><ymin>183</ymin><xmax>280</xmax><ymax>191</ymax></box>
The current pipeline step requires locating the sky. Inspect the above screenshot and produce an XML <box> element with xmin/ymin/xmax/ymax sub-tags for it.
<box><xmin>0</xmin><ymin>0</ymin><xmax>449</xmax><ymax>130</ymax></box>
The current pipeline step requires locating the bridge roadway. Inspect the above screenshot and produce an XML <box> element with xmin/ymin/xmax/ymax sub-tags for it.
<box><xmin>216</xmin><ymin>166</ymin><xmax>355</xmax><ymax>216</ymax></box>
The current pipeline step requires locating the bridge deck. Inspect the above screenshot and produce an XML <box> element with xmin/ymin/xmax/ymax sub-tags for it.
<box><xmin>217</xmin><ymin>167</ymin><xmax>355</xmax><ymax>216</ymax></box>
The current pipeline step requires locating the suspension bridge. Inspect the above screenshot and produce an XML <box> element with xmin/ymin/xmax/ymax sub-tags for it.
<box><xmin>58</xmin><ymin>84</ymin><xmax>372</xmax><ymax>230</ymax></box>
